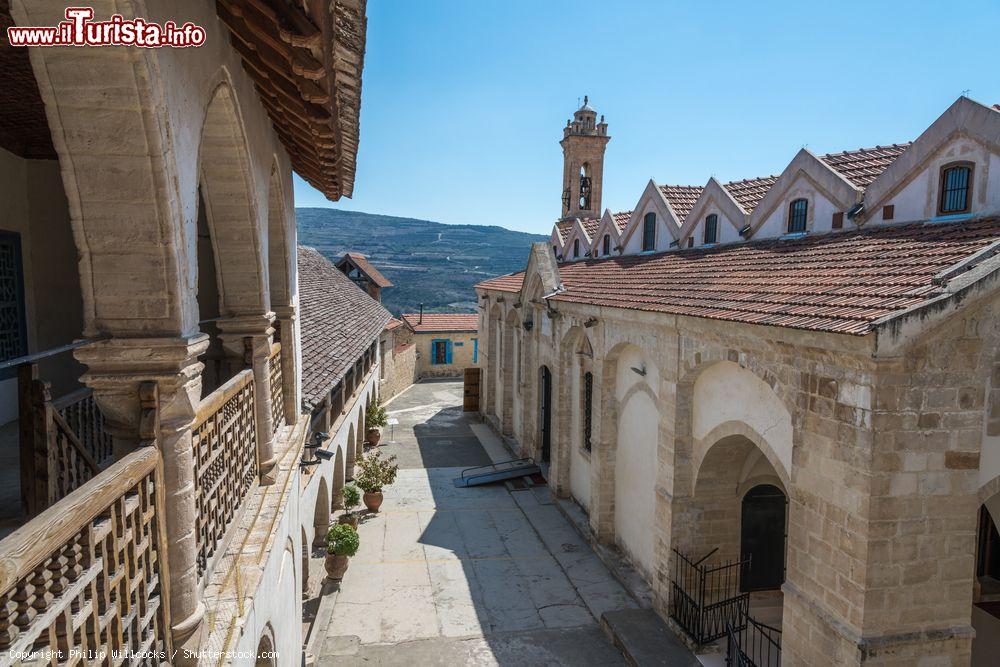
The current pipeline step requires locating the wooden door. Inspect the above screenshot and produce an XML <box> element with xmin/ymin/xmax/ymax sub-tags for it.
<box><xmin>463</xmin><ymin>367</ymin><xmax>480</xmax><ymax>412</ymax></box>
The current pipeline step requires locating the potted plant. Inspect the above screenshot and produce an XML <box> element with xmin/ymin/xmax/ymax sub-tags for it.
<box><xmin>338</xmin><ymin>484</ymin><xmax>361</xmax><ymax>527</ymax></box>
<box><xmin>355</xmin><ymin>450</ymin><xmax>398</xmax><ymax>512</ymax></box>
<box><xmin>324</xmin><ymin>523</ymin><xmax>359</xmax><ymax>581</ymax></box>
<box><xmin>365</xmin><ymin>399</ymin><xmax>389</xmax><ymax>446</ymax></box>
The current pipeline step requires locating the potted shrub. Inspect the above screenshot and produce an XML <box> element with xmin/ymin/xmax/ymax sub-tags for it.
<box><xmin>338</xmin><ymin>484</ymin><xmax>361</xmax><ymax>527</ymax></box>
<box><xmin>355</xmin><ymin>450</ymin><xmax>398</xmax><ymax>512</ymax></box>
<box><xmin>324</xmin><ymin>523</ymin><xmax>359</xmax><ymax>581</ymax></box>
<box><xmin>365</xmin><ymin>399</ymin><xmax>389</xmax><ymax>446</ymax></box>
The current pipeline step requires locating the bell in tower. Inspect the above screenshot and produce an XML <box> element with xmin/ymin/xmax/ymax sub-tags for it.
<box><xmin>559</xmin><ymin>96</ymin><xmax>610</xmax><ymax>220</ymax></box>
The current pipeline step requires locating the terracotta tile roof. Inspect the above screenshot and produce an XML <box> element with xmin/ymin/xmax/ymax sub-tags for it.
<box><xmin>384</xmin><ymin>317</ymin><xmax>404</xmax><ymax>331</ymax></box>
<box><xmin>339</xmin><ymin>251</ymin><xmax>393</xmax><ymax>288</ymax></box>
<box><xmin>299</xmin><ymin>246</ymin><xmax>392</xmax><ymax>411</ymax></box>
<box><xmin>401</xmin><ymin>313</ymin><xmax>479</xmax><ymax>333</ymax></box>
<box><xmin>819</xmin><ymin>144</ymin><xmax>912</xmax><ymax>188</ymax></box>
<box><xmin>613</xmin><ymin>211</ymin><xmax>633</xmax><ymax>231</ymax></box>
<box><xmin>476</xmin><ymin>216</ymin><xmax>1000</xmax><ymax>336</ymax></box>
<box><xmin>580</xmin><ymin>217</ymin><xmax>601</xmax><ymax>239</ymax></box>
<box><xmin>659</xmin><ymin>185</ymin><xmax>703</xmax><ymax>220</ymax></box>
<box><xmin>554</xmin><ymin>219</ymin><xmax>574</xmax><ymax>242</ymax></box>
<box><xmin>723</xmin><ymin>176</ymin><xmax>780</xmax><ymax>212</ymax></box>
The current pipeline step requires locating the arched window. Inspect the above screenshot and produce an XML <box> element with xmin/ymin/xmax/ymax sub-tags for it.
<box><xmin>788</xmin><ymin>199</ymin><xmax>808</xmax><ymax>233</ymax></box>
<box><xmin>583</xmin><ymin>371</ymin><xmax>593</xmax><ymax>451</ymax></box>
<box><xmin>573</xmin><ymin>238</ymin><xmax>580</xmax><ymax>258</ymax></box>
<box><xmin>939</xmin><ymin>162</ymin><xmax>973</xmax><ymax>214</ymax></box>
<box><xmin>642</xmin><ymin>212</ymin><xmax>656</xmax><ymax>252</ymax></box>
<box><xmin>704</xmin><ymin>214</ymin><xmax>718</xmax><ymax>244</ymax></box>
<box><xmin>602</xmin><ymin>234</ymin><xmax>611</xmax><ymax>256</ymax></box>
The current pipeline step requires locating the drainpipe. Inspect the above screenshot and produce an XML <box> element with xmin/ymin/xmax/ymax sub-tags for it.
<box><xmin>419</xmin><ymin>303</ymin><xmax>423</xmax><ymax>325</ymax></box>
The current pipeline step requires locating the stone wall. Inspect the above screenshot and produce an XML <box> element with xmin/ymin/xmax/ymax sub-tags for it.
<box><xmin>478</xmin><ymin>275</ymin><xmax>998</xmax><ymax>665</ymax></box>
<box><xmin>381</xmin><ymin>338</ymin><xmax>417</xmax><ymax>402</ymax></box>
<box><xmin>414</xmin><ymin>331</ymin><xmax>479</xmax><ymax>379</ymax></box>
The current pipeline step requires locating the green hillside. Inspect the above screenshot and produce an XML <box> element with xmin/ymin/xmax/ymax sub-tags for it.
<box><xmin>296</xmin><ymin>208</ymin><xmax>547</xmax><ymax>316</ymax></box>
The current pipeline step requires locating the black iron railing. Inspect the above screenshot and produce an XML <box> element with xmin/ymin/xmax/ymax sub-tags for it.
<box><xmin>671</xmin><ymin>547</ymin><xmax>750</xmax><ymax>645</ymax></box>
<box><xmin>726</xmin><ymin>610</ymin><xmax>782</xmax><ymax>667</ymax></box>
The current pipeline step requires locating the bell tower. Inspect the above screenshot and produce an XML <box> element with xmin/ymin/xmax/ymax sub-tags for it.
<box><xmin>560</xmin><ymin>96</ymin><xmax>610</xmax><ymax>220</ymax></box>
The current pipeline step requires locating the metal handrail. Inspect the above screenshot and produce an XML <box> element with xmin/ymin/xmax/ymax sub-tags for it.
<box><xmin>0</xmin><ymin>335</ymin><xmax>109</xmax><ymax>371</ymax></box>
<box><xmin>458</xmin><ymin>457</ymin><xmax>534</xmax><ymax>479</ymax></box>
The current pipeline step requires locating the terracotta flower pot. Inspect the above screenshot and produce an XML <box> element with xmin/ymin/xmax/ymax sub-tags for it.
<box><xmin>366</xmin><ymin>428</ymin><xmax>381</xmax><ymax>446</ymax></box>
<box><xmin>363</xmin><ymin>491</ymin><xmax>384</xmax><ymax>512</ymax></box>
<box><xmin>325</xmin><ymin>553</ymin><xmax>349</xmax><ymax>580</ymax></box>
<box><xmin>338</xmin><ymin>512</ymin><xmax>359</xmax><ymax>528</ymax></box>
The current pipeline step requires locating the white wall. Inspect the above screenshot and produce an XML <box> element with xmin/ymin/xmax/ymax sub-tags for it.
<box><xmin>613</xmin><ymin>345</ymin><xmax>658</xmax><ymax>576</ymax></box>
<box><xmin>754</xmin><ymin>175</ymin><xmax>840</xmax><ymax>239</ymax></box>
<box><xmin>568</xmin><ymin>357</ymin><xmax>591</xmax><ymax>509</ymax></box>
<box><xmin>692</xmin><ymin>361</ymin><xmax>793</xmax><ymax>480</ymax></box>
<box><xmin>688</xmin><ymin>202</ymin><xmax>741</xmax><ymax>248</ymax></box>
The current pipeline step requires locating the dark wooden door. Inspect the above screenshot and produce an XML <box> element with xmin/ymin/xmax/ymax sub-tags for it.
<box><xmin>740</xmin><ymin>484</ymin><xmax>786</xmax><ymax>592</ymax></box>
<box><xmin>539</xmin><ymin>366</ymin><xmax>552</xmax><ymax>463</ymax></box>
<box><xmin>463</xmin><ymin>367</ymin><xmax>480</xmax><ymax>412</ymax></box>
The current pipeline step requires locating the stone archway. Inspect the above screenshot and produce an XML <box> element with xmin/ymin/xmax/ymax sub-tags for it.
<box><xmin>501</xmin><ymin>310</ymin><xmax>518</xmax><ymax>434</ymax></box>
<box><xmin>346</xmin><ymin>423</ymin><xmax>356</xmax><ymax>480</ymax></box>
<box><xmin>313</xmin><ymin>477</ymin><xmax>330</xmax><ymax>547</ymax></box>
<box><xmin>356</xmin><ymin>405</ymin><xmax>365</xmax><ymax>460</ymax></box>
<box><xmin>197</xmin><ymin>81</ymin><xmax>266</xmax><ymax>318</ymax></box>
<box><xmin>300</xmin><ymin>526</ymin><xmax>310</xmax><ymax>598</ymax></box>
<box><xmin>332</xmin><ymin>446</ymin><xmax>346</xmax><ymax>510</ymax></box>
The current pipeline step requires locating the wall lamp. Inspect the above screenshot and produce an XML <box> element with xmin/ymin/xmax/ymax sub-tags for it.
<box><xmin>523</xmin><ymin>319</ymin><xmax>534</xmax><ymax>332</ymax></box>
<box><xmin>630</xmin><ymin>365</ymin><xmax>647</xmax><ymax>376</ymax></box>
<box><xmin>846</xmin><ymin>202</ymin><xmax>865</xmax><ymax>220</ymax></box>
<box><xmin>669</xmin><ymin>240</ymin><xmax>680</xmax><ymax>248</ymax></box>
<box><xmin>738</xmin><ymin>224</ymin><xmax>752</xmax><ymax>237</ymax></box>
<box><xmin>584</xmin><ymin>317</ymin><xmax>598</xmax><ymax>328</ymax></box>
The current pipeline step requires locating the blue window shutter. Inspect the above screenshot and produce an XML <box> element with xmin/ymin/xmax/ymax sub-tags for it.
<box><xmin>445</xmin><ymin>340</ymin><xmax>453</xmax><ymax>364</ymax></box>
<box><xmin>472</xmin><ymin>338</ymin><xmax>479</xmax><ymax>363</ymax></box>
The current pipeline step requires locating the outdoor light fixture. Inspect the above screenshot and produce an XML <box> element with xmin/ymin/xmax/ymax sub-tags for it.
<box><xmin>523</xmin><ymin>319</ymin><xmax>534</xmax><ymax>331</ymax></box>
<box><xmin>314</xmin><ymin>449</ymin><xmax>334</xmax><ymax>461</ymax></box>
<box><xmin>669</xmin><ymin>239</ymin><xmax>680</xmax><ymax>248</ymax></box>
<box><xmin>584</xmin><ymin>317</ymin><xmax>598</xmax><ymax>328</ymax></box>
<box><xmin>306</xmin><ymin>432</ymin><xmax>328</xmax><ymax>448</ymax></box>
<box><xmin>631</xmin><ymin>365</ymin><xmax>647</xmax><ymax>376</ymax></box>
<box><xmin>513</xmin><ymin>301</ymin><xmax>522</xmax><ymax>309</ymax></box>
<box><xmin>739</xmin><ymin>224</ymin><xmax>752</xmax><ymax>237</ymax></box>
<box><xmin>846</xmin><ymin>202</ymin><xmax>865</xmax><ymax>220</ymax></box>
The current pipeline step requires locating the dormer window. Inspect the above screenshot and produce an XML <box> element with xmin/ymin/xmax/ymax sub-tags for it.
<box><xmin>788</xmin><ymin>199</ymin><xmax>808</xmax><ymax>233</ymax></box>
<box><xmin>939</xmin><ymin>162</ymin><xmax>973</xmax><ymax>215</ymax></box>
<box><xmin>642</xmin><ymin>213</ymin><xmax>656</xmax><ymax>251</ymax></box>
<box><xmin>602</xmin><ymin>234</ymin><xmax>611</xmax><ymax>256</ymax></box>
<box><xmin>704</xmin><ymin>214</ymin><xmax>718</xmax><ymax>244</ymax></box>
<box><xmin>573</xmin><ymin>239</ymin><xmax>580</xmax><ymax>258</ymax></box>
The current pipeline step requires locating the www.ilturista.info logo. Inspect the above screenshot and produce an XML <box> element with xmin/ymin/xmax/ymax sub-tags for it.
<box><xmin>6</xmin><ymin>7</ymin><xmax>206</xmax><ymax>48</ymax></box>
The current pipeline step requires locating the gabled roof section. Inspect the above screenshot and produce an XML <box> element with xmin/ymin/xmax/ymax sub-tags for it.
<box><xmin>401</xmin><ymin>313</ymin><xmax>478</xmax><ymax>333</ymax></box>
<box><xmin>659</xmin><ymin>184</ymin><xmax>704</xmax><ymax>220</ymax></box>
<box><xmin>819</xmin><ymin>144</ymin><xmax>911</xmax><ymax>188</ymax></box>
<box><xmin>613</xmin><ymin>210</ymin><xmax>633</xmax><ymax>231</ymax></box>
<box><xmin>621</xmin><ymin>180</ymin><xmax>684</xmax><ymax>247</ymax></box>
<box><xmin>475</xmin><ymin>216</ymin><xmax>1000</xmax><ymax>336</ymax></box>
<box><xmin>748</xmin><ymin>148</ymin><xmax>863</xmax><ymax>234</ymax></box>
<box><xmin>516</xmin><ymin>242</ymin><xmax>562</xmax><ymax>303</ymax></box>
<box><xmin>723</xmin><ymin>176</ymin><xmax>780</xmax><ymax>213</ymax></box>
<box><xmin>678</xmin><ymin>177</ymin><xmax>750</xmax><ymax>238</ymax></box>
<box><xmin>336</xmin><ymin>252</ymin><xmax>393</xmax><ymax>288</ymax></box>
<box><xmin>865</xmin><ymin>97</ymin><xmax>1000</xmax><ymax>211</ymax></box>
<box><xmin>298</xmin><ymin>246</ymin><xmax>392</xmax><ymax>411</ymax></box>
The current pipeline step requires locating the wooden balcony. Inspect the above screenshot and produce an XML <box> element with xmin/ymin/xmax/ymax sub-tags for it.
<box><xmin>0</xmin><ymin>446</ymin><xmax>172</xmax><ymax>661</ymax></box>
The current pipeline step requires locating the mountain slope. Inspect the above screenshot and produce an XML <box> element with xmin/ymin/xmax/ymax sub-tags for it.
<box><xmin>296</xmin><ymin>208</ymin><xmax>547</xmax><ymax>316</ymax></box>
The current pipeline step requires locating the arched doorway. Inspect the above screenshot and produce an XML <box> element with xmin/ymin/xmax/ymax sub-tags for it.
<box><xmin>740</xmin><ymin>484</ymin><xmax>787</xmax><ymax>592</ymax></box>
<box><xmin>539</xmin><ymin>366</ymin><xmax>552</xmax><ymax>464</ymax></box>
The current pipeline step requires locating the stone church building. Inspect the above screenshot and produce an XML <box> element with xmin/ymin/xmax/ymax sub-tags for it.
<box><xmin>477</xmin><ymin>97</ymin><xmax>1000</xmax><ymax>665</ymax></box>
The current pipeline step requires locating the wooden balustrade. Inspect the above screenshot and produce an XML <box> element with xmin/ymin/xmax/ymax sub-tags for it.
<box><xmin>0</xmin><ymin>446</ymin><xmax>172</xmax><ymax>663</ymax></box>
<box><xmin>53</xmin><ymin>388</ymin><xmax>114</xmax><ymax>467</ymax></box>
<box><xmin>267</xmin><ymin>342</ymin><xmax>284</xmax><ymax>433</ymax></box>
<box><xmin>191</xmin><ymin>369</ymin><xmax>258</xmax><ymax>579</ymax></box>
<box><xmin>18</xmin><ymin>367</ymin><xmax>106</xmax><ymax>517</ymax></box>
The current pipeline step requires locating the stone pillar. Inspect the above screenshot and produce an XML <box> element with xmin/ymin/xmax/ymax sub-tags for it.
<box><xmin>75</xmin><ymin>335</ymin><xmax>210</xmax><ymax>647</ymax></box>
<box><xmin>217</xmin><ymin>313</ymin><xmax>277</xmax><ymax>484</ymax></box>
<box><xmin>273</xmin><ymin>305</ymin><xmax>299</xmax><ymax>424</ymax></box>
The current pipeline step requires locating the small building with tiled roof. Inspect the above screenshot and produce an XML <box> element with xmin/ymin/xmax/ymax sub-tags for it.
<box><xmin>335</xmin><ymin>251</ymin><xmax>394</xmax><ymax>302</ymax></box>
<box><xmin>476</xmin><ymin>96</ymin><xmax>1000</xmax><ymax>666</ymax></box>
<box><xmin>394</xmin><ymin>312</ymin><xmax>480</xmax><ymax>379</ymax></box>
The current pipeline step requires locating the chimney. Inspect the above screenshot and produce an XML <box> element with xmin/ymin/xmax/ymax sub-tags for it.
<box><xmin>419</xmin><ymin>303</ymin><xmax>423</xmax><ymax>324</ymax></box>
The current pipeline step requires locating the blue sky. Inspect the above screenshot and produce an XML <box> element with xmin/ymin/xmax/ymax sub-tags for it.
<box><xmin>293</xmin><ymin>0</ymin><xmax>1000</xmax><ymax>235</ymax></box>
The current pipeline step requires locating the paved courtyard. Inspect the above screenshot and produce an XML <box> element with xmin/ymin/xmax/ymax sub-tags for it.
<box><xmin>315</xmin><ymin>381</ymin><xmax>636</xmax><ymax>665</ymax></box>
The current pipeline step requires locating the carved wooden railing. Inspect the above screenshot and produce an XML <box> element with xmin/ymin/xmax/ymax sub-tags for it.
<box><xmin>268</xmin><ymin>342</ymin><xmax>284</xmax><ymax>433</ymax></box>
<box><xmin>19</xmin><ymin>369</ymin><xmax>105</xmax><ymax>516</ymax></box>
<box><xmin>192</xmin><ymin>369</ymin><xmax>258</xmax><ymax>578</ymax></box>
<box><xmin>54</xmin><ymin>388</ymin><xmax>114</xmax><ymax>466</ymax></box>
<box><xmin>0</xmin><ymin>446</ymin><xmax>172</xmax><ymax>663</ymax></box>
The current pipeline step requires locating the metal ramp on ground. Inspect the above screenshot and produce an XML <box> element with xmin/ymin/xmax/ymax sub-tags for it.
<box><xmin>453</xmin><ymin>458</ymin><xmax>541</xmax><ymax>487</ymax></box>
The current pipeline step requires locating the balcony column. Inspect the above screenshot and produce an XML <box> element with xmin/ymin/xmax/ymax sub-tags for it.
<box><xmin>273</xmin><ymin>305</ymin><xmax>299</xmax><ymax>424</ymax></box>
<box><xmin>75</xmin><ymin>334</ymin><xmax>210</xmax><ymax>648</ymax></box>
<box><xmin>217</xmin><ymin>313</ymin><xmax>278</xmax><ymax>484</ymax></box>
